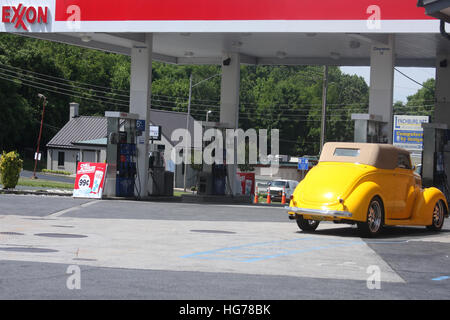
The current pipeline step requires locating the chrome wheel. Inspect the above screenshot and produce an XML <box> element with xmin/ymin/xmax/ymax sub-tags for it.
<box><xmin>358</xmin><ymin>196</ymin><xmax>384</xmax><ymax>237</ymax></box>
<box><xmin>432</xmin><ymin>201</ymin><xmax>445</xmax><ymax>229</ymax></box>
<box><xmin>368</xmin><ymin>200</ymin><xmax>382</xmax><ymax>233</ymax></box>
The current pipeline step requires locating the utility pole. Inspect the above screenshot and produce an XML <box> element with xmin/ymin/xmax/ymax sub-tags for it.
<box><xmin>183</xmin><ymin>73</ymin><xmax>221</xmax><ymax>191</ymax></box>
<box><xmin>32</xmin><ymin>94</ymin><xmax>47</xmax><ymax>179</ymax></box>
<box><xmin>320</xmin><ymin>65</ymin><xmax>328</xmax><ymax>152</ymax></box>
<box><xmin>183</xmin><ymin>73</ymin><xmax>193</xmax><ymax>192</ymax></box>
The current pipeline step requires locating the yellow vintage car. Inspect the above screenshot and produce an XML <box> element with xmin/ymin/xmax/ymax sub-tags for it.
<box><xmin>286</xmin><ymin>142</ymin><xmax>449</xmax><ymax>237</ymax></box>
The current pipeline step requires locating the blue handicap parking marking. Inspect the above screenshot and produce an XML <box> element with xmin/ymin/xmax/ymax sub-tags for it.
<box><xmin>432</xmin><ymin>276</ymin><xmax>450</xmax><ymax>281</ymax></box>
<box><xmin>181</xmin><ymin>237</ymin><xmax>365</xmax><ymax>263</ymax></box>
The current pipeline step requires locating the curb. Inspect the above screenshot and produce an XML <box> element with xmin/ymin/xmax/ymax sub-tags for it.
<box><xmin>0</xmin><ymin>189</ymin><xmax>73</xmax><ymax>197</ymax></box>
<box><xmin>0</xmin><ymin>189</ymin><xmax>286</xmax><ymax>207</ymax></box>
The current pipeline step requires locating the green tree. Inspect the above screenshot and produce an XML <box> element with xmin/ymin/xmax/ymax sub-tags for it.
<box><xmin>0</xmin><ymin>34</ymin><xmax>375</xmax><ymax>161</ymax></box>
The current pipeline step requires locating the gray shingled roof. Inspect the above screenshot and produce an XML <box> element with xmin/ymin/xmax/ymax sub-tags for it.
<box><xmin>47</xmin><ymin>110</ymin><xmax>199</xmax><ymax>149</ymax></box>
<box><xmin>149</xmin><ymin>109</ymin><xmax>199</xmax><ymax>145</ymax></box>
<box><xmin>46</xmin><ymin>116</ymin><xmax>107</xmax><ymax>149</ymax></box>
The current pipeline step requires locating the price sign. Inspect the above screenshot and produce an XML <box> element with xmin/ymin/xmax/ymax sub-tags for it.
<box><xmin>78</xmin><ymin>174</ymin><xmax>91</xmax><ymax>190</ymax></box>
<box><xmin>73</xmin><ymin>162</ymin><xmax>107</xmax><ymax>199</ymax></box>
<box><xmin>149</xmin><ymin>125</ymin><xmax>162</xmax><ymax>140</ymax></box>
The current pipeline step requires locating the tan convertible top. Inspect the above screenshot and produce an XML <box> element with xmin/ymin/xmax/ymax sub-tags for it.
<box><xmin>319</xmin><ymin>142</ymin><xmax>411</xmax><ymax>170</ymax></box>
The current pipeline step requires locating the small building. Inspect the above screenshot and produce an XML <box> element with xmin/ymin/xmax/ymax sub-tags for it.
<box><xmin>46</xmin><ymin>103</ymin><xmax>201</xmax><ymax>188</ymax></box>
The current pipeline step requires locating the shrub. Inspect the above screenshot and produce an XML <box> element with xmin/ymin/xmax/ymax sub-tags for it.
<box><xmin>0</xmin><ymin>151</ymin><xmax>23</xmax><ymax>189</ymax></box>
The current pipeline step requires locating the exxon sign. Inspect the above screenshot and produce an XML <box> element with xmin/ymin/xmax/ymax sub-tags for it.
<box><xmin>2</xmin><ymin>4</ymin><xmax>49</xmax><ymax>31</ymax></box>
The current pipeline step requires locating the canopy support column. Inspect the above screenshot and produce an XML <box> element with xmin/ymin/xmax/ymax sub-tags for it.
<box><xmin>368</xmin><ymin>35</ymin><xmax>395</xmax><ymax>144</ymax></box>
<box><xmin>220</xmin><ymin>53</ymin><xmax>241</xmax><ymax>196</ymax></box>
<box><xmin>129</xmin><ymin>33</ymin><xmax>153</xmax><ymax>198</ymax></box>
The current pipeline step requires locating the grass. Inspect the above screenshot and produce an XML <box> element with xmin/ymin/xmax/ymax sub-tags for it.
<box><xmin>254</xmin><ymin>195</ymin><xmax>283</xmax><ymax>204</ymax></box>
<box><xmin>16</xmin><ymin>178</ymin><xmax>74</xmax><ymax>190</ymax></box>
<box><xmin>173</xmin><ymin>190</ymin><xmax>193</xmax><ymax>197</ymax></box>
<box><xmin>42</xmin><ymin>169</ymin><xmax>72</xmax><ymax>176</ymax></box>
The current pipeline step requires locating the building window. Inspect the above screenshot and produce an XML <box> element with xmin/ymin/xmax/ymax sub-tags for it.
<box><xmin>58</xmin><ymin>152</ymin><xmax>65</xmax><ymax>167</ymax></box>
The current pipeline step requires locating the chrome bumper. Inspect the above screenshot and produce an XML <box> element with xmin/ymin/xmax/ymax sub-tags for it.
<box><xmin>285</xmin><ymin>206</ymin><xmax>352</xmax><ymax>218</ymax></box>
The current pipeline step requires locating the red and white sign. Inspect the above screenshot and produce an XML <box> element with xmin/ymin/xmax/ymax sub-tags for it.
<box><xmin>237</xmin><ymin>172</ymin><xmax>255</xmax><ymax>196</ymax></box>
<box><xmin>0</xmin><ymin>0</ymin><xmax>438</xmax><ymax>33</ymax></box>
<box><xmin>73</xmin><ymin>162</ymin><xmax>107</xmax><ymax>199</ymax></box>
<box><xmin>54</xmin><ymin>0</ymin><xmax>430</xmax><ymax>22</ymax></box>
<box><xmin>2</xmin><ymin>3</ymin><xmax>49</xmax><ymax>31</ymax></box>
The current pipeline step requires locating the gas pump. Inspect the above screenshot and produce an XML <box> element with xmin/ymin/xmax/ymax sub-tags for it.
<box><xmin>148</xmin><ymin>143</ymin><xmax>167</xmax><ymax>196</ymax></box>
<box><xmin>104</xmin><ymin>111</ymin><xmax>139</xmax><ymax>198</ymax></box>
<box><xmin>197</xmin><ymin>122</ymin><xmax>233</xmax><ymax>196</ymax></box>
<box><xmin>147</xmin><ymin>125</ymin><xmax>174</xmax><ymax>197</ymax></box>
<box><xmin>421</xmin><ymin>123</ymin><xmax>450</xmax><ymax>202</ymax></box>
<box><xmin>351</xmin><ymin>114</ymin><xmax>387</xmax><ymax>143</ymax></box>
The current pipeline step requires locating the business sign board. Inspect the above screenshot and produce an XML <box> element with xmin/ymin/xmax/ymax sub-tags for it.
<box><xmin>2</xmin><ymin>4</ymin><xmax>49</xmax><ymax>31</ymax></box>
<box><xmin>73</xmin><ymin>162</ymin><xmax>107</xmax><ymax>199</ymax></box>
<box><xmin>149</xmin><ymin>125</ymin><xmax>162</xmax><ymax>141</ymax></box>
<box><xmin>1</xmin><ymin>1</ymin><xmax>53</xmax><ymax>32</ymax></box>
<box><xmin>393</xmin><ymin>115</ymin><xmax>429</xmax><ymax>151</ymax></box>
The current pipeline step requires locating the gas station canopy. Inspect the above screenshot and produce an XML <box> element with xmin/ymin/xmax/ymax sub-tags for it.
<box><xmin>3</xmin><ymin>0</ymin><xmax>450</xmax><ymax>198</ymax></box>
<box><xmin>1</xmin><ymin>0</ymin><xmax>448</xmax><ymax>67</ymax></box>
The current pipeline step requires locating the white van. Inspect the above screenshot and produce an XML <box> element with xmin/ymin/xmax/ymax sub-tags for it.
<box><xmin>267</xmin><ymin>179</ymin><xmax>298</xmax><ymax>202</ymax></box>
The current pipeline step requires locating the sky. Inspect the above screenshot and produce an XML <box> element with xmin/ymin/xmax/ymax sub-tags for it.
<box><xmin>340</xmin><ymin>66</ymin><xmax>436</xmax><ymax>103</ymax></box>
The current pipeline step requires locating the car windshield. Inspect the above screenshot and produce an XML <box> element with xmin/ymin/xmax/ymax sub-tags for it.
<box><xmin>270</xmin><ymin>181</ymin><xmax>286</xmax><ymax>187</ymax></box>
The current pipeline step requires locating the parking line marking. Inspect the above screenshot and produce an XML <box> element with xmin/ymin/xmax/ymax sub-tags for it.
<box><xmin>181</xmin><ymin>237</ymin><xmax>315</xmax><ymax>259</ymax></box>
<box><xmin>242</xmin><ymin>242</ymin><xmax>363</xmax><ymax>262</ymax></box>
<box><xmin>181</xmin><ymin>237</ymin><xmax>365</xmax><ymax>262</ymax></box>
<box><xmin>47</xmin><ymin>200</ymin><xmax>101</xmax><ymax>217</ymax></box>
<box><xmin>432</xmin><ymin>276</ymin><xmax>450</xmax><ymax>281</ymax></box>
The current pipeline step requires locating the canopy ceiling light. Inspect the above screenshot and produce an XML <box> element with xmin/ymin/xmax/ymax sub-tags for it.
<box><xmin>349</xmin><ymin>40</ymin><xmax>361</xmax><ymax>49</ymax></box>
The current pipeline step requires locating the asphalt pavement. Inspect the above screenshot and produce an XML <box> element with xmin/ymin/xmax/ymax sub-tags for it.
<box><xmin>20</xmin><ymin>170</ymin><xmax>75</xmax><ymax>184</ymax></box>
<box><xmin>0</xmin><ymin>193</ymin><xmax>449</xmax><ymax>300</ymax></box>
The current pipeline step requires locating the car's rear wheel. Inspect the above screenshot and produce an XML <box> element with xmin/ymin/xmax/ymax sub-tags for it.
<box><xmin>426</xmin><ymin>200</ymin><xmax>445</xmax><ymax>231</ymax></box>
<box><xmin>296</xmin><ymin>215</ymin><xmax>320</xmax><ymax>232</ymax></box>
<box><xmin>357</xmin><ymin>196</ymin><xmax>384</xmax><ymax>237</ymax></box>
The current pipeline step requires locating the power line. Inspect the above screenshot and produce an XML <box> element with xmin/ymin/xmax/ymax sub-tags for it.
<box><xmin>394</xmin><ymin>68</ymin><xmax>434</xmax><ymax>93</ymax></box>
<box><xmin>0</xmin><ymin>62</ymin><xmax>436</xmax><ymax>119</ymax></box>
<box><xmin>0</xmin><ymin>70</ymin><xmax>131</xmax><ymax>106</ymax></box>
<box><xmin>0</xmin><ymin>62</ymin><xmax>324</xmax><ymax>104</ymax></box>
<box><xmin>0</xmin><ymin>62</ymin><xmax>131</xmax><ymax>94</ymax></box>
<box><xmin>0</xmin><ymin>65</ymin><xmax>131</xmax><ymax>99</ymax></box>
<box><xmin>0</xmin><ymin>73</ymin><xmax>129</xmax><ymax>107</ymax></box>
<box><xmin>1</xmin><ymin>70</ymin><xmax>370</xmax><ymax>112</ymax></box>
